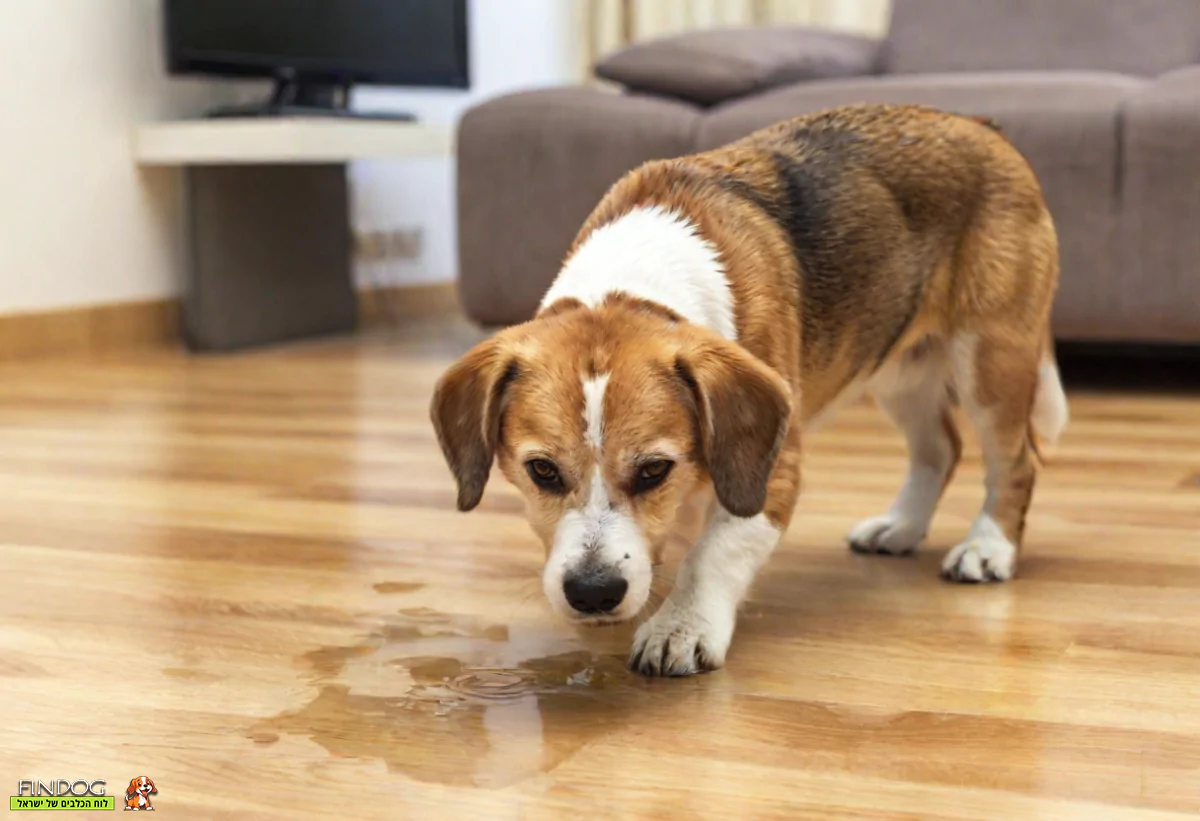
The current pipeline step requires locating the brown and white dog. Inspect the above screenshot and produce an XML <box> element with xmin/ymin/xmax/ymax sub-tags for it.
<box><xmin>431</xmin><ymin>103</ymin><xmax>1068</xmax><ymax>677</ymax></box>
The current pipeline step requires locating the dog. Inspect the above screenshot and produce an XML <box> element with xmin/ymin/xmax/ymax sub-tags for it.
<box><xmin>124</xmin><ymin>777</ymin><xmax>156</xmax><ymax>811</ymax></box>
<box><xmin>431</xmin><ymin>103</ymin><xmax>1068</xmax><ymax>677</ymax></box>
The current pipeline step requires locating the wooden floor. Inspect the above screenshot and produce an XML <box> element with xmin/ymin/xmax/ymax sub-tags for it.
<box><xmin>2</xmin><ymin>317</ymin><xmax>1199</xmax><ymax>820</ymax></box>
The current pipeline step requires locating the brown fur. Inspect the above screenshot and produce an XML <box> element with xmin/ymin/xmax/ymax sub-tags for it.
<box><xmin>433</xmin><ymin>102</ymin><xmax>1059</xmax><ymax>575</ymax></box>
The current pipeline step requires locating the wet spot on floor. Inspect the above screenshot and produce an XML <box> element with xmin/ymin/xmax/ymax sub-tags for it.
<box><xmin>254</xmin><ymin>607</ymin><xmax>663</xmax><ymax>788</ymax></box>
<box><xmin>303</xmin><ymin>644</ymin><xmax>378</xmax><ymax>679</ymax></box>
<box><xmin>393</xmin><ymin>650</ymin><xmax>629</xmax><ymax>716</ymax></box>
<box><xmin>394</xmin><ymin>607</ymin><xmax>510</xmax><ymax>642</ymax></box>
<box><xmin>299</xmin><ymin>609</ymin><xmax>512</xmax><ymax>681</ymax></box>
<box><xmin>254</xmin><ymin>649</ymin><xmax>643</xmax><ymax>788</ymax></box>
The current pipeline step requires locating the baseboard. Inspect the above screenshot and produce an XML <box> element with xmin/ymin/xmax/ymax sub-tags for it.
<box><xmin>358</xmin><ymin>282</ymin><xmax>460</xmax><ymax>325</ymax></box>
<box><xmin>0</xmin><ymin>283</ymin><xmax>462</xmax><ymax>361</ymax></box>
<box><xmin>0</xmin><ymin>298</ymin><xmax>181</xmax><ymax>361</ymax></box>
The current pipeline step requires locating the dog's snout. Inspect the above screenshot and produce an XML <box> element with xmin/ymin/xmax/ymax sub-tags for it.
<box><xmin>563</xmin><ymin>571</ymin><xmax>627</xmax><ymax>615</ymax></box>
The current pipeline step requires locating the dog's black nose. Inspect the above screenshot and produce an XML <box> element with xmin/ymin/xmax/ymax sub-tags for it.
<box><xmin>563</xmin><ymin>572</ymin><xmax>627</xmax><ymax>614</ymax></box>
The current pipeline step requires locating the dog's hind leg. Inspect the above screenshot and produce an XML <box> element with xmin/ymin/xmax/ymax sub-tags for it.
<box><xmin>848</xmin><ymin>339</ymin><xmax>961</xmax><ymax>556</ymax></box>
<box><xmin>938</xmin><ymin>173</ymin><xmax>1063</xmax><ymax>583</ymax></box>
<box><xmin>942</xmin><ymin>330</ymin><xmax>1044</xmax><ymax>583</ymax></box>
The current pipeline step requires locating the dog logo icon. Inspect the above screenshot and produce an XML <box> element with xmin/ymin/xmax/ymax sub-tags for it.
<box><xmin>124</xmin><ymin>776</ymin><xmax>156</xmax><ymax>812</ymax></box>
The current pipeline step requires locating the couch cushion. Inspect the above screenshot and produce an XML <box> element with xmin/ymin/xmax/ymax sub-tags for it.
<box><xmin>886</xmin><ymin>0</ymin><xmax>1200</xmax><ymax>77</ymax></box>
<box><xmin>595</xmin><ymin>27</ymin><xmax>882</xmax><ymax>107</ymax></box>
<box><xmin>456</xmin><ymin>88</ymin><xmax>701</xmax><ymax>326</ymax></box>
<box><xmin>696</xmin><ymin>71</ymin><xmax>1140</xmax><ymax>160</ymax></box>
<box><xmin>695</xmin><ymin>72</ymin><xmax>1145</xmax><ymax>340</ymax></box>
<box><xmin>1117</xmin><ymin>65</ymin><xmax>1200</xmax><ymax>342</ymax></box>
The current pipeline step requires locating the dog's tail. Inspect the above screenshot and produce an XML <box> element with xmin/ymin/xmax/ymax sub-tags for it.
<box><xmin>1030</xmin><ymin>325</ymin><xmax>1068</xmax><ymax>459</ymax></box>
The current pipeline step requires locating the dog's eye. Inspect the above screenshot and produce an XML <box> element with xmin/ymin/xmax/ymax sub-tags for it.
<box><xmin>634</xmin><ymin>459</ymin><xmax>674</xmax><ymax>494</ymax></box>
<box><xmin>525</xmin><ymin>459</ymin><xmax>565</xmax><ymax>492</ymax></box>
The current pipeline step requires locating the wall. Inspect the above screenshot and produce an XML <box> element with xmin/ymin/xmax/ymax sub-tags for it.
<box><xmin>0</xmin><ymin>0</ymin><xmax>239</xmax><ymax>315</ymax></box>
<box><xmin>0</xmin><ymin>0</ymin><xmax>576</xmax><ymax>312</ymax></box>
<box><xmin>350</xmin><ymin>0</ymin><xmax>580</xmax><ymax>288</ymax></box>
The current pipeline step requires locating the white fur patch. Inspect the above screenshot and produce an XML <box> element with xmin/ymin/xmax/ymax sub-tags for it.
<box><xmin>1032</xmin><ymin>359</ymin><xmax>1069</xmax><ymax>446</ymax></box>
<box><xmin>942</xmin><ymin>513</ymin><xmax>1016</xmax><ymax>582</ymax></box>
<box><xmin>950</xmin><ymin>333</ymin><xmax>1004</xmax><ymax>510</ymax></box>
<box><xmin>631</xmin><ymin>511</ymin><xmax>780</xmax><ymax>675</ymax></box>
<box><xmin>847</xmin><ymin>469</ymin><xmax>938</xmax><ymax>555</ymax></box>
<box><xmin>584</xmin><ymin>466</ymin><xmax>609</xmax><ymax>512</ymax></box>
<box><xmin>540</xmin><ymin>205</ymin><xmax>736</xmax><ymax>340</ymax></box>
<box><xmin>582</xmin><ymin>373</ymin><xmax>609</xmax><ymax>450</ymax></box>
<box><xmin>542</xmin><ymin>468</ymin><xmax>651</xmax><ymax>623</ymax></box>
<box><xmin>848</xmin><ymin>345</ymin><xmax>955</xmax><ymax>554</ymax></box>
<box><xmin>949</xmin><ymin>332</ymin><xmax>981</xmax><ymax>413</ymax></box>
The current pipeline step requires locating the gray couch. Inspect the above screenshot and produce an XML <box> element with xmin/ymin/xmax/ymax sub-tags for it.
<box><xmin>456</xmin><ymin>0</ymin><xmax>1200</xmax><ymax>343</ymax></box>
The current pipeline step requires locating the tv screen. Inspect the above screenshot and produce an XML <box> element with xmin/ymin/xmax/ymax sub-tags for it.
<box><xmin>165</xmin><ymin>0</ymin><xmax>469</xmax><ymax>89</ymax></box>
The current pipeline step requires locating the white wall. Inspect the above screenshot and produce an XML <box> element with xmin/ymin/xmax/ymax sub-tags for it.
<box><xmin>0</xmin><ymin>0</ymin><xmax>239</xmax><ymax>314</ymax></box>
<box><xmin>350</xmin><ymin>0</ymin><xmax>580</xmax><ymax>288</ymax></box>
<box><xmin>0</xmin><ymin>0</ymin><xmax>577</xmax><ymax>313</ymax></box>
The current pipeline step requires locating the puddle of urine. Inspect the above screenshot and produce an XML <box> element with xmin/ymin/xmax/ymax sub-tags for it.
<box><xmin>250</xmin><ymin>606</ymin><xmax>663</xmax><ymax>789</ymax></box>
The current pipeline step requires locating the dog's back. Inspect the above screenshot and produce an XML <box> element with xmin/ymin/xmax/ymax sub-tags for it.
<box><xmin>727</xmin><ymin>103</ymin><xmax>1050</xmax><ymax>357</ymax></box>
<box><xmin>573</xmin><ymin>103</ymin><xmax>1058</xmax><ymax>421</ymax></box>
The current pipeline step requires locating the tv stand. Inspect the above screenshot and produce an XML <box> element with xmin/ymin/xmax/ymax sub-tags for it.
<box><xmin>206</xmin><ymin>77</ymin><xmax>416</xmax><ymax>122</ymax></box>
<box><xmin>132</xmin><ymin>117</ymin><xmax>452</xmax><ymax>351</ymax></box>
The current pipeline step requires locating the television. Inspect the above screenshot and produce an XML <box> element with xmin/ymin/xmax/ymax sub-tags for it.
<box><xmin>164</xmin><ymin>0</ymin><xmax>469</xmax><ymax>119</ymax></box>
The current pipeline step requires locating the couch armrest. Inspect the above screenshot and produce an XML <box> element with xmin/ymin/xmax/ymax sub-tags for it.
<box><xmin>1124</xmin><ymin>64</ymin><xmax>1200</xmax><ymax>152</ymax></box>
<box><xmin>1149</xmin><ymin>63</ymin><xmax>1200</xmax><ymax>89</ymax></box>
<box><xmin>594</xmin><ymin>26</ymin><xmax>883</xmax><ymax>107</ymax></box>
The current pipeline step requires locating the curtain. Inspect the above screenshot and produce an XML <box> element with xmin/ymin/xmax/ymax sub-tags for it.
<box><xmin>577</xmin><ymin>0</ymin><xmax>892</xmax><ymax>76</ymax></box>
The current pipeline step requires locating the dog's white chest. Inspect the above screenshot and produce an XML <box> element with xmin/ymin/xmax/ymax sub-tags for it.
<box><xmin>540</xmin><ymin>205</ymin><xmax>737</xmax><ymax>340</ymax></box>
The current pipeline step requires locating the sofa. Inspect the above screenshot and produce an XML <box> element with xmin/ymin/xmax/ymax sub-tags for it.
<box><xmin>456</xmin><ymin>0</ymin><xmax>1200</xmax><ymax>344</ymax></box>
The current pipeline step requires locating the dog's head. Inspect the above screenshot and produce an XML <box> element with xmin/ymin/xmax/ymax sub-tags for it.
<box><xmin>126</xmin><ymin>777</ymin><xmax>155</xmax><ymax>798</ymax></box>
<box><xmin>430</xmin><ymin>299</ymin><xmax>791</xmax><ymax>624</ymax></box>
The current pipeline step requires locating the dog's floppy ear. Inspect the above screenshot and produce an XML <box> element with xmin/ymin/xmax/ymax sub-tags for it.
<box><xmin>674</xmin><ymin>338</ymin><xmax>792</xmax><ymax>518</ymax></box>
<box><xmin>429</xmin><ymin>337</ymin><xmax>519</xmax><ymax>512</ymax></box>
<box><xmin>126</xmin><ymin>779</ymin><xmax>139</xmax><ymax>797</ymax></box>
<box><xmin>145</xmin><ymin>779</ymin><xmax>156</xmax><ymax>793</ymax></box>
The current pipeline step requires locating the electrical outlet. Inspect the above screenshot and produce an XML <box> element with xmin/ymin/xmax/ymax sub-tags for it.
<box><xmin>354</xmin><ymin>227</ymin><xmax>424</xmax><ymax>262</ymax></box>
<box><xmin>353</xmin><ymin>230</ymin><xmax>379</xmax><ymax>261</ymax></box>
<box><xmin>386</xmin><ymin>227</ymin><xmax>423</xmax><ymax>260</ymax></box>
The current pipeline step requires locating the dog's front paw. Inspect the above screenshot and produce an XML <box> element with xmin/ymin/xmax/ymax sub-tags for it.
<box><xmin>941</xmin><ymin>533</ymin><xmax>1016</xmax><ymax>583</ymax></box>
<box><xmin>847</xmin><ymin>513</ymin><xmax>925</xmax><ymax>555</ymax></box>
<box><xmin>628</xmin><ymin>603</ymin><xmax>733</xmax><ymax>677</ymax></box>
